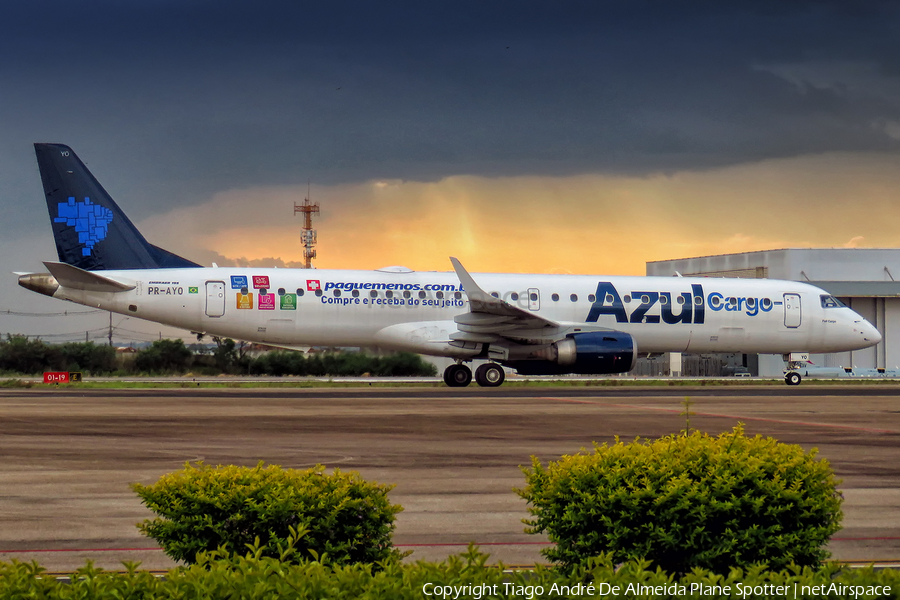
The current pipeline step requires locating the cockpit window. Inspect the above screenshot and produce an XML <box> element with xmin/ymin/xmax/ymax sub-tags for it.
<box><xmin>820</xmin><ymin>295</ymin><xmax>845</xmax><ymax>308</ymax></box>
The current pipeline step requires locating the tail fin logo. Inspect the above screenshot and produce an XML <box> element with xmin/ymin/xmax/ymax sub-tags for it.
<box><xmin>54</xmin><ymin>197</ymin><xmax>113</xmax><ymax>257</ymax></box>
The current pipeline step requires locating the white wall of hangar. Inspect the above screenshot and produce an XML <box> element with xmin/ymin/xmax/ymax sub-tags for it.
<box><xmin>646</xmin><ymin>248</ymin><xmax>900</xmax><ymax>375</ymax></box>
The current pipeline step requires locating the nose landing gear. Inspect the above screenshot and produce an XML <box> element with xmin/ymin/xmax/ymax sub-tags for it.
<box><xmin>783</xmin><ymin>352</ymin><xmax>808</xmax><ymax>386</ymax></box>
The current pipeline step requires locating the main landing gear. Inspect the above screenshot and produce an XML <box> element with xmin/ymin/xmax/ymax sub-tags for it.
<box><xmin>443</xmin><ymin>362</ymin><xmax>506</xmax><ymax>387</ymax></box>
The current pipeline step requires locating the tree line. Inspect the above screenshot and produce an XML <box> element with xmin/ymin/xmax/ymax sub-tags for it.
<box><xmin>0</xmin><ymin>336</ymin><xmax>437</xmax><ymax>377</ymax></box>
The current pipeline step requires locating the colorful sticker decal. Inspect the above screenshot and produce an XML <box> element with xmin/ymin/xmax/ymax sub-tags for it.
<box><xmin>236</xmin><ymin>293</ymin><xmax>254</xmax><ymax>309</ymax></box>
<box><xmin>231</xmin><ymin>275</ymin><xmax>248</xmax><ymax>290</ymax></box>
<box><xmin>280</xmin><ymin>293</ymin><xmax>297</xmax><ymax>310</ymax></box>
<box><xmin>253</xmin><ymin>275</ymin><xmax>270</xmax><ymax>289</ymax></box>
<box><xmin>258</xmin><ymin>293</ymin><xmax>276</xmax><ymax>310</ymax></box>
<box><xmin>307</xmin><ymin>279</ymin><xmax>321</xmax><ymax>292</ymax></box>
<box><xmin>188</xmin><ymin>287</ymin><xmax>198</xmax><ymax>294</ymax></box>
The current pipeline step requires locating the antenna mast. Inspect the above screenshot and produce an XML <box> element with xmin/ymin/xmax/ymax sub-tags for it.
<box><xmin>293</xmin><ymin>182</ymin><xmax>320</xmax><ymax>269</ymax></box>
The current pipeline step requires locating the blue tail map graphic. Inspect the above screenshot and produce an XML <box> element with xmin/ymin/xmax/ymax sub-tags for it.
<box><xmin>54</xmin><ymin>197</ymin><xmax>113</xmax><ymax>256</ymax></box>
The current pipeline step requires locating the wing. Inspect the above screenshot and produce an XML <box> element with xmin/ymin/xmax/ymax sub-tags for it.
<box><xmin>449</xmin><ymin>257</ymin><xmax>563</xmax><ymax>352</ymax></box>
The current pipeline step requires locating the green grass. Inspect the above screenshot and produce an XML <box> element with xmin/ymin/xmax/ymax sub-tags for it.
<box><xmin>4</xmin><ymin>376</ymin><xmax>900</xmax><ymax>389</ymax></box>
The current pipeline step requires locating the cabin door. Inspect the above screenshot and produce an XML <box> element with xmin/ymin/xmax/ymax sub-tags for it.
<box><xmin>206</xmin><ymin>281</ymin><xmax>226</xmax><ymax>317</ymax></box>
<box><xmin>783</xmin><ymin>293</ymin><xmax>801</xmax><ymax>328</ymax></box>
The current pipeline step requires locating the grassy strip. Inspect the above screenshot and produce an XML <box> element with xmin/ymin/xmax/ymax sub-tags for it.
<box><xmin>4</xmin><ymin>377</ymin><xmax>900</xmax><ymax>389</ymax></box>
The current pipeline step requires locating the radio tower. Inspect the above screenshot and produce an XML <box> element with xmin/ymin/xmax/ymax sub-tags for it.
<box><xmin>293</xmin><ymin>183</ymin><xmax>319</xmax><ymax>269</ymax></box>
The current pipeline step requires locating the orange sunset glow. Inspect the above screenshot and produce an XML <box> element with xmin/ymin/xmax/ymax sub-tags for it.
<box><xmin>140</xmin><ymin>152</ymin><xmax>900</xmax><ymax>276</ymax></box>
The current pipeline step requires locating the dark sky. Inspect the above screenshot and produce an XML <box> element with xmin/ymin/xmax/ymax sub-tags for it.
<box><xmin>3</xmin><ymin>0</ymin><xmax>900</xmax><ymax>340</ymax></box>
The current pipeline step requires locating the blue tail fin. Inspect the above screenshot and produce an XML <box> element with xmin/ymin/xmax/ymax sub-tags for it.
<box><xmin>34</xmin><ymin>143</ymin><xmax>200</xmax><ymax>271</ymax></box>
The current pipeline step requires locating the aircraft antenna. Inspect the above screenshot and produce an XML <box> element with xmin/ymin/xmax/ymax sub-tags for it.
<box><xmin>293</xmin><ymin>181</ymin><xmax>320</xmax><ymax>269</ymax></box>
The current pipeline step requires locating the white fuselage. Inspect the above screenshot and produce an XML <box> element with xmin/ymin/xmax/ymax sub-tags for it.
<box><xmin>49</xmin><ymin>267</ymin><xmax>880</xmax><ymax>358</ymax></box>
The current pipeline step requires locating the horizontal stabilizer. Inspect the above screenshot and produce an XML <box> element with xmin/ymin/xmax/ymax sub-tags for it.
<box><xmin>43</xmin><ymin>261</ymin><xmax>135</xmax><ymax>293</ymax></box>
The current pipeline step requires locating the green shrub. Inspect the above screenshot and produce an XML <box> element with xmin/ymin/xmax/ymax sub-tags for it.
<box><xmin>0</xmin><ymin>337</ymin><xmax>118</xmax><ymax>375</ymax></box>
<box><xmin>518</xmin><ymin>425</ymin><xmax>843</xmax><ymax>575</ymax></box>
<box><xmin>0</xmin><ymin>335</ymin><xmax>60</xmax><ymax>374</ymax></box>
<box><xmin>247</xmin><ymin>350</ymin><xmax>437</xmax><ymax>377</ymax></box>
<box><xmin>132</xmin><ymin>338</ymin><xmax>193</xmax><ymax>374</ymax></box>
<box><xmin>57</xmin><ymin>341</ymin><xmax>117</xmax><ymax>374</ymax></box>
<box><xmin>132</xmin><ymin>462</ymin><xmax>404</xmax><ymax>566</ymax></box>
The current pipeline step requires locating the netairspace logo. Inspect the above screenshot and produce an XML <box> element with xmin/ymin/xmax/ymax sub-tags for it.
<box><xmin>421</xmin><ymin>581</ymin><xmax>893</xmax><ymax>599</ymax></box>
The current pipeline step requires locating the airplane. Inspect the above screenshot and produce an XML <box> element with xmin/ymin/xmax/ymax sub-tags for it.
<box><xmin>17</xmin><ymin>143</ymin><xmax>882</xmax><ymax>387</ymax></box>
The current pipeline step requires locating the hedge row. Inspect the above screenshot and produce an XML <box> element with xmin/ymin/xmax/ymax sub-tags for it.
<box><xmin>1</xmin><ymin>548</ymin><xmax>898</xmax><ymax>599</ymax></box>
<box><xmin>0</xmin><ymin>336</ymin><xmax>437</xmax><ymax>377</ymax></box>
<box><xmin>246</xmin><ymin>349</ymin><xmax>437</xmax><ymax>377</ymax></box>
<box><xmin>0</xmin><ymin>337</ymin><xmax>117</xmax><ymax>375</ymax></box>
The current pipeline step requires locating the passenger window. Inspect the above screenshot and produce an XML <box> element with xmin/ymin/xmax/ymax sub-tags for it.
<box><xmin>437</xmin><ymin>291</ymin><xmax>444</xmax><ymax>299</ymax></box>
<box><xmin>277</xmin><ymin>288</ymin><xmax>285</xmax><ymax>296</ymax></box>
<box><xmin>455</xmin><ymin>292</ymin><xmax>462</xmax><ymax>299</ymax></box>
<box><xmin>333</xmin><ymin>289</ymin><xmax>341</xmax><ymax>297</ymax></box>
<box><xmin>370</xmin><ymin>290</ymin><xmax>378</xmax><ymax>298</ymax></box>
<box><xmin>386</xmin><ymin>290</ymin><xmax>393</xmax><ymax>299</ymax></box>
<box><xmin>551</xmin><ymin>293</ymin><xmax>559</xmax><ymax>302</ymax></box>
<box><xmin>491</xmin><ymin>292</ymin><xmax>499</xmax><ymax>298</ymax></box>
<box><xmin>296</xmin><ymin>288</ymin><xmax>305</xmax><ymax>297</ymax></box>
<box><xmin>352</xmin><ymin>290</ymin><xmax>359</xmax><ymax>298</ymax></box>
<box><xmin>315</xmin><ymin>289</ymin><xmax>323</xmax><ymax>297</ymax></box>
<box><xmin>511</xmin><ymin>292</ymin><xmax>519</xmax><ymax>301</ymax></box>
<box><xmin>403</xmin><ymin>290</ymin><xmax>411</xmax><ymax>299</ymax></box>
<box><xmin>588</xmin><ymin>294</ymin><xmax>596</xmax><ymax>302</ymax></box>
<box><xmin>570</xmin><ymin>294</ymin><xmax>578</xmax><ymax>302</ymax></box>
<box><xmin>530</xmin><ymin>292</ymin><xmax>537</xmax><ymax>301</ymax></box>
<box><xmin>419</xmin><ymin>290</ymin><xmax>426</xmax><ymax>299</ymax></box>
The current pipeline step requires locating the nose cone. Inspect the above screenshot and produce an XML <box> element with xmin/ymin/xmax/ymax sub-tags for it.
<box><xmin>862</xmin><ymin>320</ymin><xmax>882</xmax><ymax>345</ymax></box>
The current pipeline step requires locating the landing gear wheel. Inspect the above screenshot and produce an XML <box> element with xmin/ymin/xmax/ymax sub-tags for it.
<box><xmin>785</xmin><ymin>371</ymin><xmax>801</xmax><ymax>386</ymax></box>
<box><xmin>475</xmin><ymin>363</ymin><xmax>506</xmax><ymax>387</ymax></box>
<box><xmin>443</xmin><ymin>364</ymin><xmax>472</xmax><ymax>387</ymax></box>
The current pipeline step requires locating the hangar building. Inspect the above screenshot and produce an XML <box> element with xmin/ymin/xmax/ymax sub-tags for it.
<box><xmin>646</xmin><ymin>249</ymin><xmax>900</xmax><ymax>377</ymax></box>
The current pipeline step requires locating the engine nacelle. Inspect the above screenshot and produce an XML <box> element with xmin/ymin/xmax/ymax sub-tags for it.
<box><xmin>507</xmin><ymin>331</ymin><xmax>637</xmax><ymax>375</ymax></box>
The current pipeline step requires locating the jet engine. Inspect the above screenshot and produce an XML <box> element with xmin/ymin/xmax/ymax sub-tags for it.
<box><xmin>506</xmin><ymin>331</ymin><xmax>637</xmax><ymax>375</ymax></box>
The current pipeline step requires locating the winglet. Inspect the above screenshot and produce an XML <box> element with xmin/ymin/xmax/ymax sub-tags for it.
<box><xmin>450</xmin><ymin>257</ymin><xmax>486</xmax><ymax>296</ymax></box>
<box><xmin>450</xmin><ymin>257</ymin><xmax>528</xmax><ymax>317</ymax></box>
<box><xmin>449</xmin><ymin>257</ymin><xmax>559</xmax><ymax>326</ymax></box>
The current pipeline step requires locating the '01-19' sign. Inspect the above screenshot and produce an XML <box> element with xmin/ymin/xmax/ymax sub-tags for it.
<box><xmin>43</xmin><ymin>372</ymin><xmax>82</xmax><ymax>383</ymax></box>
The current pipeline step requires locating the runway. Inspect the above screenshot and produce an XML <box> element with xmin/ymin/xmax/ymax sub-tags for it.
<box><xmin>1</xmin><ymin>385</ymin><xmax>899</xmax><ymax>571</ymax></box>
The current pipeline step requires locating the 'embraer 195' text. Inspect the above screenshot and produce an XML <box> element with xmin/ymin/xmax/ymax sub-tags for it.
<box><xmin>586</xmin><ymin>282</ymin><xmax>775</xmax><ymax>324</ymax></box>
